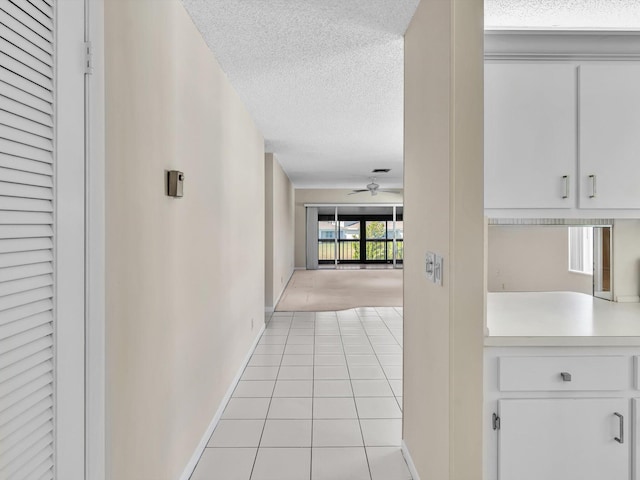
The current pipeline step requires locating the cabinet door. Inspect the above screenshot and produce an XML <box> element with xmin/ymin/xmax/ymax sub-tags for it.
<box><xmin>485</xmin><ymin>63</ymin><xmax>577</xmax><ymax>209</ymax></box>
<box><xmin>498</xmin><ymin>398</ymin><xmax>629</xmax><ymax>480</ymax></box>
<box><xmin>579</xmin><ymin>65</ymin><xmax>640</xmax><ymax>209</ymax></box>
<box><xmin>634</xmin><ymin>399</ymin><xmax>640</xmax><ymax>480</ymax></box>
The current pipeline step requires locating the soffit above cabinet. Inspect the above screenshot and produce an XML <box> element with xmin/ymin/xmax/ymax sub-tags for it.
<box><xmin>485</xmin><ymin>30</ymin><xmax>640</xmax><ymax>60</ymax></box>
<box><xmin>485</xmin><ymin>0</ymin><xmax>640</xmax><ymax>31</ymax></box>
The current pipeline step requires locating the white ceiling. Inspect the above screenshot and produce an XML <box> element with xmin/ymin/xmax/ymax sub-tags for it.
<box><xmin>181</xmin><ymin>0</ymin><xmax>640</xmax><ymax>190</ymax></box>
<box><xmin>180</xmin><ymin>0</ymin><xmax>419</xmax><ymax>189</ymax></box>
<box><xmin>486</xmin><ymin>0</ymin><xmax>640</xmax><ymax>30</ymax></box>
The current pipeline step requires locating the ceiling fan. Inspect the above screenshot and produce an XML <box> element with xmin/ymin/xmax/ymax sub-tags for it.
<box><xmin>349</xmin><ymin>178</ymin><xmax>397</xmax><ymax>196</ymax></box>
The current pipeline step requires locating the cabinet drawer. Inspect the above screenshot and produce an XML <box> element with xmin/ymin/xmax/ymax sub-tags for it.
<box><xmin>499</xmin><ymin>356</ymin><xmax>629</xmax><ymax>392</ymax></box>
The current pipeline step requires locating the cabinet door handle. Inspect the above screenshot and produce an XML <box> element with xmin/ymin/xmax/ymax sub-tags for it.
<box><xmin>562</xmin><ymin>175</ymin><xmax>570</xmax><ymax>199</ymax></box>
<box><xmin>560</xmin><ymin>372</ymin><xmax>572</xmax><ymax>382</ymax></box>
<box><xmin>614</xmin><ymin>412</ymin><xmax>624</xmax><ymax>444</ymax></box>
<box><xmin>589</xmin><ymin>175</ymin><xmax>597</xmax><ymax>198</ymax></box>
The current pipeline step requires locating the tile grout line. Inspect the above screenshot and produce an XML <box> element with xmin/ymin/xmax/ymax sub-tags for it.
<box><xmin>196</xmin><ymin>309</ymin><xmax>404</xmax><ymax>479</ymax></box>
<box><xmin>377</xmin><ymin>312</ymin><xmax>404</xmax><ymax>411</ymax></box>
<box><xmin>248</xmin><ymin>312</ymin><xmax>292</xmax><ymax>479</ymax></box>
<box><xmin>377</xmin><ymin>310</ymin><xmax>404</xmax><ymax>410</ymax></box>
<box><xmin>340</xmin><ymin>312</ymin><xmax>374</xmax><ymax>480</ymax></box>
<box><xmin>356</xmin><ymin>309</ymin><xmax>405</xmax><ymax>468</ymax></box>
<box><xmin>195</xmin><ymin>312</ymin><xmax>277</xmax><ymax>480</ymax></box>
<box><xmin>310</xmin><ymin>312</ymin><xmax>316</xmax><ymax>480</ymax></box>
<box><xmin>360</xmin><ymin>310</ymin><xmax>403</xmax><ymax>412</ymax></box>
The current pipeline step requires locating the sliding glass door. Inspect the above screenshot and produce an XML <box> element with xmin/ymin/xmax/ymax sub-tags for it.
<box><xmin>339</xmin><ymin>220</ymin><xmax>361</xmax><ymax>262</ymax></box>
<box><xmin>318</xmin><ymin>211</ymin><xmax>403</xmax><ymax>265</ymax></box>
<box><xmin>318</xmin><ymin>220</ymin><xmax>337</xmax><ymax>262</ymax></box>
<box><xmin>365</xmin><ymin>220</ymin><xmax>387</xmax><ymax>261</ymax></box>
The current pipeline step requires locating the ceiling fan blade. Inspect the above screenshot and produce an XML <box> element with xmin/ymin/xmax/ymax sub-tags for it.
<box><xmin>378</xmin><ymin>189</ymin><xmax>402</xmax><ymax>193</ymax></box>
<box><xmin>348</xmin><ymin>190</ymin><xmax>369</xmax><ymax>195</ymax></box>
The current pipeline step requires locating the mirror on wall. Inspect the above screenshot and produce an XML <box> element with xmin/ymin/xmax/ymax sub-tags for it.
<box><xmin>487</xmin><ymin>224</ymin><xmax>613</xmax><ymax>300</ymax></box>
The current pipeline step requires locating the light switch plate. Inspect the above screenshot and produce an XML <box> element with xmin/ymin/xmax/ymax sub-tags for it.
<box><xmin>425</xmin><ymin>251</ymin><xmax>444</xmax><ymax>286</ymax></box>
<box><xmin>434</xmin><ymin>254</ymin><xmax>443</xmax><ymax>286</ymax></box>
<box><xmin>425</xmin><ymin>252</ymin><xmax>435</xmax><ymax>282</ymax></box>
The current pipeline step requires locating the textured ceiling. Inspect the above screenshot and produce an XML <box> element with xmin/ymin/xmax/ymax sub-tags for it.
<box><xmin>486</xmin><ymin>0</ymin><xmax>640</xmax><ymax>30</ymax></box>
<box><xmin>180</xmin><ymin>0</ymin><xmax>419</xmax><ymax>188</ymax></box>
<box><xmin>181</xmin><ymin>1</ymin><xmax>638</xmax><ymax>189</ymax></box>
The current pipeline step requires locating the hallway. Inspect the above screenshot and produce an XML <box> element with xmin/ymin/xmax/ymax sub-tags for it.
<box><xmin>190</xmin><ymin>307</ymin><xmax>410</xmax><ymax>480</ymax></box>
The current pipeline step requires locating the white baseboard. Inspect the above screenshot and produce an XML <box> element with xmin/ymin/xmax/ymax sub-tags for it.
<box><xmin>616</xmin><ymin>295</ymin><xmax>640</xmax><ymax>303</ymax></box>
<box><xmin>265</xmin><ymin>269</ymin><xmax>295</xmax><ymax>313</ymax></box>
<box><xmin>179</xmin><ymin>323</ymin><xmax>265</xmax><ymax>480</ymax></box>
<box><xmin>401</xmin><ymin>440</ymin><xmax>421</xmax><ymax>480</ymax></box>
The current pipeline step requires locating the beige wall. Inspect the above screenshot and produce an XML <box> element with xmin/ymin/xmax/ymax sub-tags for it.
<box><xmin>488</xmin><ymin>226</ymin><xmax>593</xmax><ymax>294</ymax></box>
<box><xmin>613</xmin><ymin>219</ymin><xmax>640</xmax><ymax>301</ymax></box>
<box><xmin>294</xmin><ymin>189</ymin><xmax>403</xmax><ymax>268</ymax></box>
<box><xmin>265</xmin><ymin>154</ymin><xmax>295</xmax><ymax>309</ymax></box>
<box><xmin>105</xmin><ymin>1</ymin><xmax>265</xmax><ymax>479</ymax></box>
<box><xmin>403</xmin><ymin>0</ymin><xmax>484</xmax><ymax>479</ymax></box>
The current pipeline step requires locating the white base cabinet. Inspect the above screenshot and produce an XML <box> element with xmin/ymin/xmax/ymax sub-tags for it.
<box><xmin>485</xmin><ymin>346</ymin><xmax>639</xmax><ymax>480</ymax></box>
<box><xmin>498</xmin><ymin>398</ymin><xmax>629</xmax><ymax>480</ymax></box>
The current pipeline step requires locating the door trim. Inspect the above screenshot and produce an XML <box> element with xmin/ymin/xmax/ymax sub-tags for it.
<box><xmin>55</xmin><ymin>0</ymin><xmax>88</xmax><ymax>478</ymax></box>
<box><xmin>85</xmin><ymin>0</ymin><xmax>106</xmax><ymax>478</ymax></box>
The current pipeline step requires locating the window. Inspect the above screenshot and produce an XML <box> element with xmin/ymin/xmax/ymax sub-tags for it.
<box><xmin>568</xmin><ymin>227</ymin><xmax>593</xmax><ymax>275</ymax></box>
<box><xmin>318</xmin><ymin>221</ymin><xmax>336</xmax><ymax>239</ymax></box>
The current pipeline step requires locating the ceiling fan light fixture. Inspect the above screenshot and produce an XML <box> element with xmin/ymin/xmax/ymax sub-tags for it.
<box><xmin>349</xmin><ymin>176</ymin><xmax>398</xmax><ymax>196</ymax></box>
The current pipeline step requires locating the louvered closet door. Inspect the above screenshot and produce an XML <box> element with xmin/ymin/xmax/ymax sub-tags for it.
<box><xmin>0</xmin><ymin>0</ymin><xmax>56</xmax><ymax>478</ymax></box>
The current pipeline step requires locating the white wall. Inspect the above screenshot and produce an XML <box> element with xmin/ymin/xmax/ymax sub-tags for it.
<box><xmin>488</xmin><ymin>226</ymin><xmax>593</xmax><ymax>294</ymax></box>
<box><xmin>294</xmin><ymin>189</ymin><xmax>403</xmax><ymax>268</ymax></box>
<box><xmin>613</xmin><ymin>219</ymin><xmax>640</xmax><ymax>301</ymax></box>
<box><xmin>265</xmin><ymin>154</ymin><xmax>295</xmax><ymax>309</ymax></box>
<box><xmin>403</xmin><ymin>0</ymin><xmax>484</xmax><ymax>478</ymax></box>
<box><xmin>105</xmin><ymin>1</ymin><xmax>265</xmax><ymax>478</ymax></box>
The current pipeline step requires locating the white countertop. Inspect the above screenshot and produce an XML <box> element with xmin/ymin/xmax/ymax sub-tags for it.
<box><xmin>486</xmin><ymin>291</ymin><xmax>640</xmax><ymax>346</ymax></box>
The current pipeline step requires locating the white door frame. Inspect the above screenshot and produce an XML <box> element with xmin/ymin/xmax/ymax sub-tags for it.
<box><xmin>84</xmin><ymin>0</ymin><xmax>106</xmax><ymax>478</ymax></box>
<box><xmin>55</xmin><ymin>0</ymin><xmax>87</xmax><ymax>478</ymax></box>
<box><xmin>54</xmin><ymin>0</ymin><xmax>106</xmax><ymax>478</ymax></box>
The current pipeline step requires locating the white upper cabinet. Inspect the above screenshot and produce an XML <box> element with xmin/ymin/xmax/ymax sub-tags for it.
<box><xmin>579</xmin><ymin>64</ymin><xmax>640</xmax><ymax>209</ymax></box>
<box><xmin>485</xmin><ymin>63</ymin><xmax>577</xmax><ymax>209</ymax></box>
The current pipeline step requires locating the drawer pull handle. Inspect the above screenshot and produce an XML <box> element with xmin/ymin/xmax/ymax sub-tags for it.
<box><xmin>560</xmin><ymin>372</ymin><xmax>572</xmax><ymax>382</ymax></box>
<box><xmin>562</xmin><ymin>175</ymin><xmax>570</xmax><ymax>199</ymax></box>
<box><xmin>589</xmin><ymin>175</ymin><xmax>597</xmax><ymax>198</ymax></box>
<box><xmin>615</xmin><ymin>413</ymin><xmax>624</xmax><ymax>444</ymax></box>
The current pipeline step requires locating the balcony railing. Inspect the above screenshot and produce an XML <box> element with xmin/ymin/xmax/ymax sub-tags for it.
<box><xmin>340</xmin><ymin>241</ymin><xmax>360</xmax><ymax>261</ymax></box>
<box><xmin>319</xmin><ymin>240</ymin><xmax>336</xmax><ymax>261</ymax></box>
<box><xmin>319</xmin><ymin>239</ymin><xmax>403</xmax><ymax>263</ymax></box>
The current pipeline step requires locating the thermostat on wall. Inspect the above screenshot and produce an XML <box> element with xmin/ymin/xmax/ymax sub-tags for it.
<box><xmin>167</xmin><ymin>170</ymin><xmax>184</xmax><ymax>198</ymax></box>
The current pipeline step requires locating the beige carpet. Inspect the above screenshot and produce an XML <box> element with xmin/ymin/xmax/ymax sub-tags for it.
<box><xmin>276</xmin><ymin>269</ymin><xmax>403</xmax><ymax>312</ymax></box>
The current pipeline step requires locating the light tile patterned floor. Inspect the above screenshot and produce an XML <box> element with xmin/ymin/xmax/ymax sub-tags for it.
<box><xmin>191</xmin><ymin>307</ymin><xmax>411</xmax><ymax>480</ymax></box>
